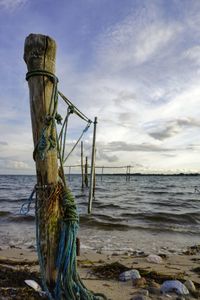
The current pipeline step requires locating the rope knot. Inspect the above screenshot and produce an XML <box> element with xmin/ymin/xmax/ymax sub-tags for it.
<box><xmin>45</xmin><ymin>115</ymin><xmax>53</xmax><ymax>126</ymax></box>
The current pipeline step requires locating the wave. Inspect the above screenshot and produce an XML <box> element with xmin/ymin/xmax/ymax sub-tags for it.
<box><xmin>120</xmin><ymin>211</ymin><xmax>200</xmax><ymax>225</ymax></box>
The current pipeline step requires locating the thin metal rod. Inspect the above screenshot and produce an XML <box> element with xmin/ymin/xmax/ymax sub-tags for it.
<box><xmin>88</xmin><ymin>117</ymin><xmax>97</xmax><ymax>214</ymax></box>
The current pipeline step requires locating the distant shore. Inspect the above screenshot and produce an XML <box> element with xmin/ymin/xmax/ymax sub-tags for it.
<box><xmin>0</xmin><ymin>172</ymin><xmax>200</xmax><ymax>176</ymax></box>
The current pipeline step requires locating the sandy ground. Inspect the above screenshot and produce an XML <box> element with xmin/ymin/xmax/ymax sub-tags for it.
<box><xmin>0</xmin><ymin>246</ymin><xmax>200</xmax><ymax>299</ymax></box>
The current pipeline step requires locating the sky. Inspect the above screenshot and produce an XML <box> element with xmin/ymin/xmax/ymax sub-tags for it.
<box><xmin>1</xmin><ymin>0</ymin><xmax>200</xmax><ymax>174</ymax></box>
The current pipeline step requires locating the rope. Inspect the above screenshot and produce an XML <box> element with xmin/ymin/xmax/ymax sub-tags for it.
<box><xmin>25</xmin><ymin>69</ymin><xmax>106</xmax><ymax>300</ymax></box>
<box><xmin>58</xmin><ymin>91</ymin><xmax>92</xmax><ymax>124</ymax></box>
<box><xmin>20</xmin><ymin>186</ymin><xmax>36</xmax><ymax>215</ymax></box>
<box><xmin>63</xmin><ymin>122</ymin><xmax>91</xmax><ymax>164</ymax></box>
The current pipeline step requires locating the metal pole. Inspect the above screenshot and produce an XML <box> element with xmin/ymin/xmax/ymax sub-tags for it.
<box><xmin>88</xmin><ymin>117</ymin><xmax>97</xmax><ymax>214</ymax></box>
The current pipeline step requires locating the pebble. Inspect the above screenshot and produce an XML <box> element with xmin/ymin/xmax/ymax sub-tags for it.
<box><xmin>184</xmin><ymin>279</ymin><xmax>196</xmax><ymax>293</ymax></box>
<box><xmin>147</xmin><ymin>254</ymin><xmax>163</xmax><ymax>264</ymax></box>
<box><xmin>147</xmin><ymin>286</ymin><xmax>161</xmax><ymax>295</ymax></box>
<box><xmin>149</xmin><ymin>280</ymin><xmax>160</xmax><ymax>289</ymax></box>
<box><xmin>119</xmin><ymin>269</ymin><xmax>141</xmax><ymax>282</ymax></box>
<box><xmin>132</xmin><ymin>277</ymin><xmax>147</xmax><ymax>288</ymax></box>
<box><xmin>160</xmin><ymin>280</ymin><xmax>189</xmax><ymax>295</ymax></box>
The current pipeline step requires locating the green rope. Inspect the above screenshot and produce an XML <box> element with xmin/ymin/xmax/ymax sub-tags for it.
<box><xmin>26</xmin><ymin>69</ymin><xmax>107</xmax><ymax>300</ymax></box>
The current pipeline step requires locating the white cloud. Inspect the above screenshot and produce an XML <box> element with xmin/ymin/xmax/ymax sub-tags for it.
<box><xmin>183</xmin><ymin>45</ymin><xmax>200</xmax><ymax>65</ymax></box>
<box><xmin>0</xmin><ymin>0</ymin><xmax>27</xmax><ymax>11</ymax></box>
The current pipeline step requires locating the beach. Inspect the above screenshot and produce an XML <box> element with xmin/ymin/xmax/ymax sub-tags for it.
<box><xmin>0</xmin><ymin>244</ymin><xmax>200</xmax><ymax>299</ymax></box>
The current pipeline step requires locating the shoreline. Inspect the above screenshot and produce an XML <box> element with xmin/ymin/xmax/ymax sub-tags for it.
<box><xmin>0</xmin><ymin>245</ymin><xmax>200</xmax><ymax>299</ymax></box>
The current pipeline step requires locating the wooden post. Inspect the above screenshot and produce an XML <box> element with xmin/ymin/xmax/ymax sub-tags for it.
<box><xmin>93</xmin><ymin>150</ymin><xmax>96</xmax><ymax>199</ymax></box>
<box><xmin>24</xmin><ymin>34</ymin><xmax>59</xmax><ymax>289</ymax></box>
<box><xmin>88</xmin><ymin>117</ymin><xmax>97</xmax><ymax>214</ymax></box>
<box><xmin>84</xmin><ymin>156</ymin><xmax>89</xmax><ymax>187</ymax></box>
<box><xmin>81</xmin><ymin>141</ymin><xmax>84</xmax><ymax>189</ymax></box>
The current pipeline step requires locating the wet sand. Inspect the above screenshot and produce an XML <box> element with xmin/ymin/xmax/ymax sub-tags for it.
<box><xmin>0</xmin><ymin>245</ymin><xmax>200</xmax><ymax>299</ymax></box>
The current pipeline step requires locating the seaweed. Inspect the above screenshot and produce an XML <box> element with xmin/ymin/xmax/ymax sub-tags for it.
<box><xmin>0</xmin><ymin>265</ymin><xmax>47</xmax><ymax>300</ymax></box>
<box><xmin>92</xmin><ymin>262</ymin><xmax>130</xmax><ymax>279</ymax></box>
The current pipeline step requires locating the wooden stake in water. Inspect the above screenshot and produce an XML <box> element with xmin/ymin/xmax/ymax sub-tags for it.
<box><xmin>88</xmin><ymin>117</ymin><xmax>97</xmax><ymax>214</ymax></box>
<box><xmin>24</xmin><ymin>34</ymin><xmax>58</xmax><ymax>290</ymax></box>
<box><xmin>81</xmin><ymin>141</ymin><xmax>84</xmax><ymax>189</ymax></box>
<box><xmin>85</xmin><ymin>156</ymin><xmax>89</xmax><ymax>187</ymax></box>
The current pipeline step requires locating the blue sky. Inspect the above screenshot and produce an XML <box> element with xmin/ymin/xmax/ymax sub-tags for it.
<box><xmin>1</xmin><ymin>0</ymin><xmax>200</xmax><ymax>174</ymax></box>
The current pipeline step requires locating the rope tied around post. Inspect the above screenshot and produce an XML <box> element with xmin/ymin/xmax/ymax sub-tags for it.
<box><xmin>24</xmin><ymin>67</ymin><xmax>106</xmax><ymax>300</ymax></box>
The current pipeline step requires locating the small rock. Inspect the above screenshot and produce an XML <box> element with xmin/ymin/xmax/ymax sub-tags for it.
<box><xmin>158</xmin><ymin>253</ymin><xmax>168</xmax><ymax>259</ymax></box>
<box><xmin>112</xmin><ymin>252</ymin><xmax>119</xmax><ymax>256</ymax></box>
<box><xmin>133</xmin><ymin>277</ymin><xmax>147</xmax><ymax>288</ymax></box>
<box><xmin>147</xmin><ymin>254</ymin><xmax>163</xmax><ymax>264</ymax></box>
<box><xmin>184</xmin><ymin>279</ymin><xmax>196</xmax><ymax>293</ymax></box>
<box><xmin>119</xmin><ymin>269</ymin><xmax>141</xmax><ymax>282</ymax></box>
<box><xmin>147</xmin><ymin>287</ymin><xmax>160</xmax><ymax>295</ymax></box>
<box><xmin>149</xmin><ymin>280</ymin><xmax>160</xmax><ymax>289</ymax></box>
<box><xmin>160</xmin><ymin>280</ymin><xmax>189</xmax><ymax>295</ymax></box>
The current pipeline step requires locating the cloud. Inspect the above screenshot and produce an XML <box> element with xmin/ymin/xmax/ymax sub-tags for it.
<box><xmin>0</xmin><ymin>0</ymin><xmax>27</xmax><ymax>11</ymax></box>
<box><xmin>103</xmin><ymin>141</ymin><xmax>171</xmax><ymax>153</ymax></box>
<box><xmin>95</xmin><ymin>9</ymin><xmax>181</xmax><ymax>73</ymax></box>
<box><xmin>133</xmin><ymin>23</ymin><xmax>180</xmax><ymax>65</ymax></box>
<box><xmin>0</xmin><ymin>141</ymin><xmax>8</xmax><ymax>146</ymax></box>
<box><xmin>0</xmin><ymin>158</ymin><xmax>30</xmax><ymax>170</ymax></box>
<box><xmin>96</xmin><ymin>148</ymin><xmax>118</xmax><ymax>163</ymax></box>
<box><xmin>148</xmin><ymin>118</ymin><xmax>200</xmax><ymax>141</ymax></box>
<box><xmin>183</xmin><ymin>45</ymin><xmax>200</xmax><ymax>65</ymax></box>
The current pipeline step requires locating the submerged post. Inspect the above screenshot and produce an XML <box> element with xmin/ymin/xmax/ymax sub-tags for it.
<box><xmin>88</xmin><ymin>117</ymin><xmax>97</xmax><ymax>213</ymax></box>
<box><xmin>81</xmin><ymin>141</ymin><xmax>84</xmax><ymax>189</ymax></box>
<box><xmin>24</xmin><ymin>34</ymin><xmax>58</xmax><ymax>289</ymax></box>
<box><xmin>84</xmin><ymin>156</ymin><xmax>89</xmax><ymax>187</ymax></box>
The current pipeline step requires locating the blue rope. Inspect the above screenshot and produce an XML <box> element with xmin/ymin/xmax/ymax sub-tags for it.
<box><xmin>20</xmin><ymin>187</ymin><xmax>36</xmax><ymax>215</ymax></box>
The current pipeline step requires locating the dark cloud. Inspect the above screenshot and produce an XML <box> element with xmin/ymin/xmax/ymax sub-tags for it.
<box><xmin>103</xmin><ymin>141</ymin><xmax>171</xmax><ymax>152</ymax></box>
<box><xmin>148</xmin><ymin>118</ymin><xmax>200</xmax><ymax>141</ymax></box>
<box><xmin>0</xmin><ymin>141</ymin><xmax>8</xmax><ymax>146</ymax></box>
<box><xmin>97</xmin><ymin>149</ymin><xmax>118</xmax><ymax>163</ymax></box>
<box><xmin>149</xmin><ymin>125</ymin><xmax>179</xmax><ymax>140</ymax></box>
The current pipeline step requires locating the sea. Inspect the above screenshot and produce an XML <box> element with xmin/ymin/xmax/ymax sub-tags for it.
<box><xmin>0</xmin><ymin>174</ymin><xmax>200</xmax><ymax>254</ymax></box>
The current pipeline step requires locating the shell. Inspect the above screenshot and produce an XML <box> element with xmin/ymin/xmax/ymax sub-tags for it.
<box><xmin>25</xmin><ymin>280</ymin><xmax>42</xmax><ymax>292</ymax></box>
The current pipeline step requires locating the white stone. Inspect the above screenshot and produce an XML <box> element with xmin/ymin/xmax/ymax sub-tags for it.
<box><xmin>184</xmin><ymin>279</ymin><xmax>196</xmax><ymax>293</ymax></box>
<box><xmin>147</xmin><ymin>254</ymin><xmax>163</xmax><ymax>264</ymax></box>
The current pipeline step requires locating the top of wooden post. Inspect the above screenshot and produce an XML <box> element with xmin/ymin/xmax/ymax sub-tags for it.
<box><xmin>24</xmin><ymin>33</ymin><xmax>56</xmax><ymax>72</ymax></box>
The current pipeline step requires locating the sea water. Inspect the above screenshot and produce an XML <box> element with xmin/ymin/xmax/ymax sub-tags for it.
<box><xmin>0</xmin><ymin>174</ymin><xmax>199</xmax><ymax>253</ymax></box>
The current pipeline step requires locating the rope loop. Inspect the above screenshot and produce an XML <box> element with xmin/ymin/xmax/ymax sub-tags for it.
<box><xmin>20</xmin><ymin>186</ymin><xmax>36</xmax><ymax>215</ymax></box>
